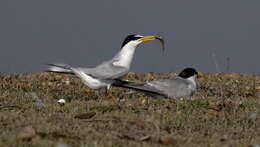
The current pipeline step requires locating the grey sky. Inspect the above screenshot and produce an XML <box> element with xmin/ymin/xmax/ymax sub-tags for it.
<box><xmin>0</xmin><ymin>0</ymin><xmax>259</xmax><ymax>74</ymax></box>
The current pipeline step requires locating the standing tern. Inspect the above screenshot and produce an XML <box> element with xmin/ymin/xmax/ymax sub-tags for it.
<box><xmin>113</xmin><ymin>68</ymin><xmax>205</xmax><ymax>98</ymax></box>
<box><xmin>46</xmin><ymin>34</ymin><xmax>164</xmax><ymax>90</ymax></box>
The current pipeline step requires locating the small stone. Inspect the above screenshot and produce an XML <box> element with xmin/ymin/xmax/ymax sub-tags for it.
<box><xmin>64</xmin><ymin>80</ymin><xmax>70</xmax><ymax>85</ymax></box>
<box><xmin>248</xmin><ymin>113</ymin><xmax>257</xmax><ymax>119</ymax></box>
<box><xmin>57</xmin><ymin>99</ymin><xmax>66</xmax><ymax>106</ymax></box>
<box><xmin>141</xmin><ymin>99</ymin><xmax>147</xmax><ymax>105</ymax></box>
<box><xmin>139</xmin><ymin>136</ymin><xmax>151</xmax><ymax>141</ymax></box>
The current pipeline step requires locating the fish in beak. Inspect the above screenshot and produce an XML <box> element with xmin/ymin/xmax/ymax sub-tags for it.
<box><xmin>138</xmin><ymin>36</ymin><xmax>165</xmax><ymax>51</ymax></box>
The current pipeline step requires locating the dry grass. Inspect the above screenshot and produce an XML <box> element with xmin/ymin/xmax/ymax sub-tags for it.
<box><xmin>0</xmin><ymin>72</ymin><xmax>259</xmax><ymax>147</ymax></box>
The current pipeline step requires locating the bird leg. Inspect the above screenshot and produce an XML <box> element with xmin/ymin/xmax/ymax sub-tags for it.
<box><xmin>105</xmin><ymin>85</ymin><xmax>116</xmax><ymax>99</ymax></box>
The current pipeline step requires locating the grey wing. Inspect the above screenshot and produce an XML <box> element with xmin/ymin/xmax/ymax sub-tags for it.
<box><xmin>113</xmin><ymin>79</ymin><xmax>166</xmax><ymax>96</ymax></box>
<box><xmin>148</xmin><ymin>78</ymin><xmax>192</xmax><ymax>98</ymax></box>
<box><xmin>77</xmin><ymin>61</ymin><xmax>129</xmax><ymax>80</ymax></box>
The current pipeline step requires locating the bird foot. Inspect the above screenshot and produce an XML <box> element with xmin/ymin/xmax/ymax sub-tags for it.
<box><xmin>105</xmin><ymin>91</ymin><xmax>116</xmax><ymax>99</ymax></box>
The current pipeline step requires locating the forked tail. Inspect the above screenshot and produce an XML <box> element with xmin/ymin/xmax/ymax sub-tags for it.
<box><xmin>46</xmin><ymin>63</ymin><xmax>73</xmax><ymax>74</ymax></box>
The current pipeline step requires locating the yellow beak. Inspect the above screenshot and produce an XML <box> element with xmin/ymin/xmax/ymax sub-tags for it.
<box><xmin>138</xmin><ymin>36</ymin><xmax>165</xmax><ymax>51</ymax></box>
<box><xmin>197</xmin><ymin>72</ymin><xmax>206</xmax><ymax>78</ymax></box>
<box><xmin>138</xmin><ymin>36</ymin><xmax>158</xmax><ymax>42</ymax></box>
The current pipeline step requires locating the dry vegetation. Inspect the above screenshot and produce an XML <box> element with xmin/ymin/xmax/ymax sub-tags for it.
<box><xmin>0</xmin><ymin>72</ymin><xmax>259</xmax><ymax>147</ymax></box>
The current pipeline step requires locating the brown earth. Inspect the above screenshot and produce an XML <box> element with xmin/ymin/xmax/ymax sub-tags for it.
<box><xmin>0</xmin><ymin>72</ymin><xmax>259</xmax><ymax>147</ymax></box>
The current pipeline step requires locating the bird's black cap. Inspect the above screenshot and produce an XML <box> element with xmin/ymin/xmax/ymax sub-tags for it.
<box><xmin>121</xmin><ymin>34</ymin><xmax>143</xmax><ymax>48</ymax></box>
<box><xmin>178</xmin><ymin>68</ymin><xmax>198</xmax><ymax>79</ymax></box>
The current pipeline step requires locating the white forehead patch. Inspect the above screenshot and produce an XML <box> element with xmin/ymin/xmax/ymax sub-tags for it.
<box><xmin>134</xmin><ymin>35</ymin><xmax>143</xmax><ymax>38</ymax></box>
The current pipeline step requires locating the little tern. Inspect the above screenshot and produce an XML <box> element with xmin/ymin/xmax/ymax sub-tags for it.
<box><xmin>113</xmin><ymin>68</ymin><xmax>204</xmax><ymax>98</ymax></box>
<box><xmin>46</xmin><ymin>34</ymin><xmax>164</xmax><ymax>90</ymax></box>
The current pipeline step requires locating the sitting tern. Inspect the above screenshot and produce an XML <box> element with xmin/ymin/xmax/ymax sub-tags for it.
<box><xmin>46</xmin><ymin>34</ymin><xmax>164</xmax><ymax>90</ymax></box>
<box><xmin>113</xmin><ymin>68</ymin><xmax>204</xmax><ymax>98</ymax></box>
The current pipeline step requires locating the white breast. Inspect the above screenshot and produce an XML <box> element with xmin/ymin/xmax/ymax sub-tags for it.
<box><xmin>113</xmin><ymin>41</ymin><xmax>139</xmax><ymax>68</ymax></box>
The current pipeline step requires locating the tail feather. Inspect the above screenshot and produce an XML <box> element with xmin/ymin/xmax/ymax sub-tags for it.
<box><xmin>46</xmin><ymin>63</ymin><xmax>73</xmax><ymax>74</ymax></box>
